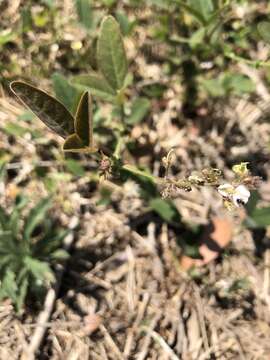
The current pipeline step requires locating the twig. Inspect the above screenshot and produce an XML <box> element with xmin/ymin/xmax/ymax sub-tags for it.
<box><xmin>123</xmin><ymin>292</ymin><xmax>150</xmax><ymax>358</ymax></box>
<box><xmin>99</xmin><ymin>324</ymin><xmax>125</xmax><ymax>360</ymax></box>
<box><xmin>21</xmin><ymin>217</ymin><xmax>79</xmax><ymax>360</ymax></box>
<box><xmin>140</xmin><ymin>327</ymin><xmax>179</xmax><ymax>360</ymax></box>
<box><xmin>126</xmin><ymin>246</ymin><xmax>136</xmax><ymax>312</ymax></box>
<box><xmin>98</xmin><ymin>343</ymin><xmax>109</xmax><ymax>360</ymax></box>
<box><xmin>137</xmin><ymin>313</ymin><xmax>162</xmax><ymax>360</ymax></box>
<box><xmin>263</xmin><ymin>249</ymin><xmax>270</xmax><ymax>299</ymax></box>
<box><xmin>193</xmin><ymin>285</ymin><xmax>210</xmax><ymax>354</ymax></box>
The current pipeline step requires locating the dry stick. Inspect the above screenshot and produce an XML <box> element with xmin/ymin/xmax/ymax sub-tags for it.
<box><xmin>98</xmin><ymin>343</ymin><xmax>109</xmax><ymax>360</ymax></box>
<box><xmin>14</xmin><ymin>321</ymin><xmax>28</xmax><ymax>354</ymax></box>
<box><xmin>140</xmin><ymin>327</ymin><xmax>179</xmax><ymax>360</ymax></box>
<box><xmin>126</xmin><ymin>246</ymin><xmax>136</xmax><ymax>313</ymax></box>
<box><xmin>21</xmin><ymin>217</ymin><xmax>79</xmax><ymax>360</ymax></box>
<box><xmin>99</xmin><ymin>324</ymin><xmax>125</xmax><ymax>360</ymax></box>
<box><xmin>193</xmin><ymin>285</ymin><xmax>210</xmax><ymax>355</ymax></box>
<box><xmin>263</xmin><ymin>249</ymin><xmax>270</xmax><ymax>302</ymax></box>
<box><xmin>123</xmin><ymin>292</ymin><xmax>150</xmax><ymax>358</ymax></box>
<box><xmin>137</xmin><ymin>312</ymin><xmax>162</xmax><ymax>360</ymax></box>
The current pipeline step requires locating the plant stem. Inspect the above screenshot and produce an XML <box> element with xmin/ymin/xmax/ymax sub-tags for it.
<box><xmin>113</xmin><ymin>102</ymin><xmax>126</xmax><ymax>160</ymax></box>
<box><xmin>225</xmin><ymin>51</ymin><xmax>270</xmax><ymax>68</ymax></box>
<box><xmin>113</xmin><ymin>135</ymin><xmax>124</xmax><ymax>160</ymax></box>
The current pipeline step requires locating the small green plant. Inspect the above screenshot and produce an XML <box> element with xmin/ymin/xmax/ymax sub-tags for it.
<box><xmin>10</xmin><ymin>15</ymin><xmax>259</xmax><ymax>213</ymax></box>
<box><xmin>0</xmin><ymin>196</ymin><xmax>69</xmax><ymax>311</ymax></box>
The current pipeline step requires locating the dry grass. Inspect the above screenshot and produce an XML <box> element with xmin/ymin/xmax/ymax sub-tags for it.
<box><xmin>1</xmin><ymin>92</ymin><xmax>270</xmax><ymax>359</ymax></box>
<box><xmin>1</xmin><ymin>1</ymin><xmax>270</xmax><ymax>359</ymax></box>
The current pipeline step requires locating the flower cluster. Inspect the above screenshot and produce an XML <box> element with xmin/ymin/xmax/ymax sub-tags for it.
<box><xmin>160</xmin><ymin>156</ymin><xmax>260</xmax><ymax>210</ymax></box>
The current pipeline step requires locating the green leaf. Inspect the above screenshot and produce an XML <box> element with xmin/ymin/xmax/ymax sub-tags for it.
<box><xmin>63</xmin><ymin>134</ymin><xmax>97</xmax><ymax>153</ymax></box>
<box><xmin>24</xmin><ymin>256</ymin><xmax>54</xmax><ymax>282</ymax></box>
<box><xmin>0</xmin><ymin>232</ymin><xmax>17</xmax><ymax>255</ymax></box>
<box><xmin>187</xmin><ymin>0</ymin><xmax>214</xmax><ymax>23</ymax></box>
<box><xmin>189</xmin><ymin>27</ymin><xmax>206</xmax><ymax>49</ymax></box>
<box><xmin>63</xmin><ymin>133</ymin><xmax>85</xmax><ymax>152</ymax></box>
<box><xmin>126</xmin><ymin>97</ymin><xmax>151</xmax><ymax>125</ymax></box>
<box><xmin>52</xmin><ymin>73</ymin><xmax>83</xmax><ymax>114</ymax></box>
<box><xmin>14</xmin><ymin>195</ymin><xmax>29</xmax><ymax>212</ymax></box>
<box><xmin>8</xmin><ymin>209</ymin><xmax>21</xmax><ymax>238</ymax></box>
<box><xmin>0</xmin><ymin>271</ymin><xmax>18</xmax><ymax>304</ymax></box>
<box><xmin>23</xmin><ymin>197</ymin><xmax>52</xmax><ymax>241</ymax></box>
<box><xmin>115</xmin><ymin>11</ymin><xmax>136</xmax><ymax>36</ymax></box>
<box><xmin>245</xmin><ymin>207</ymin><xmax>270</xmax><ymax>229</ymax></box>
<box><xmin>10</xmin><ymin>81</ymin><xmax>75</xmax><ymax>138</ymax></box>
<box><xmin>65</xmin><ymin>159</ymin><xmax>85</xmax><ymax>176</ymax></box>
<box><xmin>33</xmin><ymin>229</ymin><xmax>69</xmax><ymax>257</ymax></box>
<box><xmin>0</xmin><ymin>206</ymin><xmax>8</xmax><ymax>230</ymax></box>
<box><xmin>72</xmin><ymin>72</ymin><xmax>117</xmax><ymax>102</ymax></box>
<box><xmin>201</xmin><ymin>78</ymin><xmax>226</xmax><ymax>97</ymax></box>
<box><xmin>258</xmin><ymin>21</ymin><xmax>270</xmax><ymax>44</ymax></box>
<box><xmin>245</xmin><ymin>191</ymin><xmax>260</xmax><ymax>215</ymax></box>
<box><xmin>201</xmin><ymin>73</ymin><xmax>255</xmax><ymax>97</ymax></box>
<box><xmin>21</xmin><ymin>8</ymin><xmax>32</xmax><ymax>33</ymax></box>
<box><xmin>141</xmin><ymin>83</ymin><xmax>167</xmax><ymax>98</ymax></box>
<box><xmin>75</xmin><ymin>0</ymin><xmax>93</xmax><ymax>29</ymax></box>
<box><xmin>16</xmin><ymin>276</ymin><xmax>29</xmax><ymax>311</ymax></box>
<box><xmin>175</xmin><ymin>1</ymin><xmax>207</xmax><ymax>25</ymax></box>
<box><xmin>74</xmin><ymin>91</ymin><xmax>95</xmax><ymax>148</ymax></box>
<box><xmin>97</xmin><ymin>16</ymin><xmax>128</xmax><ymax>90</ymax></box>
<box><xmin>0</xmin><ymin>254</ymin><xmax>14</xmax><ymax>271</ymax></box>
<box><xmin>62</xmin><ymin>92</ymin><xmax>98</xmax><ymax>153</ymax></box>
<box><xmin>150</xmin><ymin>198</ymin><xmax>181</xmax><ymax>224</ymax></box>
<box><xmin>7</xmin><ymin>197</ymin><xmax>28</xmax><ymax>238</ymax></box>
<box><xmin>51</xmin><ymin>249</ymin><xmax>70</xmax><ymax>260</ymax></box>
<box><xmin>223</xmin><ymin>73</ymin><xmax>255</xmax><ymax>95</ymax></box>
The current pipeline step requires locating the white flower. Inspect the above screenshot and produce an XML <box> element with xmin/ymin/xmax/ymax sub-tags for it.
<box><xmin>232</xmin><ymin>185</ymin><xmax>250</xmax><ymax>207</ymax></box>
<box><xmin>218</xmin><ymin>183</ymin><xmax>250</xmax><ymax>207</ymax></box>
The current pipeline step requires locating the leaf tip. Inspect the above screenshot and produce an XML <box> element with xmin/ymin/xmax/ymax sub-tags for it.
<box><xmin>9</xmin><ymin>80</ymin><xmax>25</xmax><ymax>94</ymax></box>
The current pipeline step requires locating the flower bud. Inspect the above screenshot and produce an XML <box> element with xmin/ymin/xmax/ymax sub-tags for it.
<box><xmin>232</xmin><ymin>162</ymin><xmax>249</xmax><ymax>178</ymax></box>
